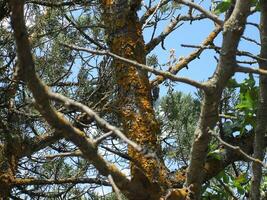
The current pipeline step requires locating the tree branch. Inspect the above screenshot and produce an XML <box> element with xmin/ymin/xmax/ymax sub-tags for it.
<box><xmin>14</xmin><ymin>177</ymin><xmax>110</xmax><ymax>186</ymax></box>
<box><xmin>151</xmin><ymin>26</ymin><xmax>222</xmax><ymax>86</ymax></box>
<box><xmin>185</xmin><ymin>1</ymin><xmax>252</xmax><ymax>199</ymax></box>
<box><xmin>61</xmin><ymin>43</ymin><xmax>207</xmax><ymax>90</ymax></box>
<box><xmin>9</xmin><ymin>0</ymin><xmax>130</xmax><ymax>191</ymax></box>
<box><xmin>175</xmin><ymin>0</ymin><xmax>223</xmax><ymax>26</ymax></box>
<box><xmin>250</xmin><ymin>1</ymin><xmax>267</xmax><ymax>199</ymax></box>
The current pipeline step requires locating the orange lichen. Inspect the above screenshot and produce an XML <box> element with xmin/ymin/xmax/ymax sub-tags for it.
<box><xmin>104</xmin><ymin>0</ymin><xmax>113</xmax><ymax>6</ymax></box>
<box><xmin>100</xmin><ymin>2</ymin><xmax>170</xmax><ymax>198</ymax></box>
<box><xmin>166</xmin><ymin>189</ymin><xmax>189</xmax><ymax>200</ymax></box>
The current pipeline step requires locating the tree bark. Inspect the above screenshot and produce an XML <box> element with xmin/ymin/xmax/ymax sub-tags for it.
<box><xmin>100</xmin><ymin>1</ymin><xmax>169</xmax><ymax>199</ymax></box>
<box><xmin>250</xmin><ymin>1</ymin><xmax>267</xmax><ymax>199</ymax></box>
<box><xmin>185</xmin><ymin>1</ymin><xmax>251</xmax><ymax>199</ymax></box>
<box><xmin>0</xmin><ymin>142</ymin><xmax>19</xmax><ymax>198</ymax></box>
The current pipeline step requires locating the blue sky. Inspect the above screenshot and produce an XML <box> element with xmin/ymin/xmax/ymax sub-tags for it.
<box><xmin>141</xmin><ymin>2</ymin><xmax>261</xmax><ymax>97</ymax></box>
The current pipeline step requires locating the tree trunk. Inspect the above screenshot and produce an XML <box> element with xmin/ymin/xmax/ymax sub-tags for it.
<box><xmin>0</xmin><ymin>144</ymin><xmax>18</xmax><ymax>198</ymax></box>
<box><xmin>250</xmin><ymin>1</ymin><xmax>267</xmax><ymax>199</ymax></box>
<box><xmin>100</xmin><ymin>1</ymin><xmax>169</xmax><ymax>199</ymax></box>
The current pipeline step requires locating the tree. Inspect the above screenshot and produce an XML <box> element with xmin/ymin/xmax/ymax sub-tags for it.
<box><xmin>0</xmin><ymin>0</ymin><xmax>266</xmax><ymax>199</ymax></box>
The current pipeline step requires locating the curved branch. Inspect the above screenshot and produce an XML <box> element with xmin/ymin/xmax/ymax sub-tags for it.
<box><xmin>9</xmin><ymin>0</ymin><xmax>130</xmax><ymax>191</ymax></box>
<box><xmin>175</xmin><ymin>0</ymin><xmax>223</xmax><ymax>26</ymax></box>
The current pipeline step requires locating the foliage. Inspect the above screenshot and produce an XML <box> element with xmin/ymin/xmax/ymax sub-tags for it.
<box><xmin>157</xmin><ymin>91</ymin><xmax>200</xmax><ymax>166</ymax></box>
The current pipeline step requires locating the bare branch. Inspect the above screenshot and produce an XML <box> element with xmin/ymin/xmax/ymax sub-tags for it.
<box><xmin>140</xmin><ymin>0</ymin><xmax>171</xmax><ymax>24</ymax></box>
<box><xmin>151</xmin><ymin>26</ymin><xmax>222</xmax><ymax>86</ymax></box>
<box><xmin>236</xmin><ymin>66</ymin><xmax>267</xmax><ymax>75</ymax></box>
<box><xmin>9</xmin><ymin>0</ymin><xmax>130</xmax><ymax>190</ymax></box>
<box><xmin>26</xmin><ymin>0</ymin><xmax>86</xmax><ymax>7</ymax></box>
<box><xmin>211</xmin><ymin>131</ymin><xmax>266</xmax><ymax>168</ymax></box>
<box><xmin>95</xmin><ymin>131</ymin><xmax>114</xmax><ymax>145</ymax></box>
<box><xmin>48</xmin><ymin>92</ymin><xmax>142</xmax><ymax>152</ymax></box>
<box><xmin>175</xmin><ymin>0</ymin><xmax>223</xmax><ymax>26</ymax></box>
<box><xmin>142</xmin><ymin>0</ymin><xmax>164</xmax><ymax>29</ymax></box>
<box><xmin>45</xmin><ymin>151</ymin><xmax>82</xmax><ymax>159</ymax></box>
<box><xmin>61</xmin><ymin>43</ymin><xmax>207</xmax><ymax>90</ymax></box>
<box><xmin>185</xmin><ymin>1</ymin><xmax>252</xmax><ymax>198</ymax></box>
<box><xmin>14</xmin><ymin>177</ymin><xmax>111</xmax><ymax>186</ymax></box>
<box><xmin>108</xmin><ymin>175</ymin><xmax>123</xmax><ymax>200</ymax></box>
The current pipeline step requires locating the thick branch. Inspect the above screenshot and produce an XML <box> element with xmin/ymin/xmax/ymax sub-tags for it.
<box><xmin>236</xmin><ymin>66</ymin><xmax>267</xmax><ymax>76</ymax></box>
<box><xmin>9</xmin><ymin>0</ymin><xmax>130</xmax><ymax>192</ymax></box>
<box><xmin>250</xmin><ymin>1</ymin><xmax>267</xmax><ymax>199</ymax></box>
<box><xmin>14</xmin><ymin>177</ymin><xmax>110</xmax><ymax>186</ymax></box>
<box><xmin>185</xmin><ymin>1</ymin><xmax>251</xmax><ymax>199</ymax></box>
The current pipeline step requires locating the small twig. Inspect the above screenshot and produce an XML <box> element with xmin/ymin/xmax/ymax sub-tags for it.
<box><xmin>142</xmin><ymin>0</ymin><xmax>163</xmax><ymax>29</ymax></box>
<box><xmin>45</xmin><ymin>151</ymin><xmax>82</xmax><ymax>159</ymax></box>
<box><xmin>175</xmin><ymin>0</ymin><xmax>223</xmax><ymax>26</ymax></box>
<box><xmin>108</xmin><ymin>175</ymin><xmax>123</xmax><ymax>200</ymax></box>
<box><xmin>100</xmin><ymin>145</ymin><xmax>132</xmax><ymax>161</ymax></box>
<box><xmin>95</xmin><ymin>131</ymin><xmax>114</xmax><ymax>145</ymax></box>
<box><xmin>218</xmin><ymin>114</ymin><xmax>237</xmax><ymax>120</ymax></box>
<box><xmin>181</xmin><ymin>43</ymin><xmax>267</xmax><ymax>62</ymax></box>
<box><xmin>210</xmin><ymin>130</ymin><xmax>267</xmax><ymax>168</ymax></box>
<box><xmin>241</xmin><ymin>35</ymin><xmax>260</xmax><ymax>46</ymax></box>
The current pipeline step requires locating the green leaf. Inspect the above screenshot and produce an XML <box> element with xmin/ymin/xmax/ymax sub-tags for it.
<box><xmin>222</xmin><ymin>173</ymin><xmax>230</xmax><ymax>184</ymax></box>
<box><xmin>208</xmin><ymin>150</ymin><xmax>223</xmax><ymax>160</ymax></box>
<box><xmin>227</xmin><ymin>78</ymin><xmax>239</xmax><ymax>88</ymax></box>
<box><xmin>214</xmin><ymin>0</ymin><xmax>231</xmax><ymax>14</ymax></box>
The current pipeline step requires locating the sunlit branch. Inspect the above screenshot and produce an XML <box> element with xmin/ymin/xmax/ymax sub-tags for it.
<box><xmin>48</xmin><ymin>92</ymin><xmax>143</xmax><ymax>152</ymax></box>
<box><xmin>45</xmin><ymin>151</ymin><xmax>82</xmax><ymax>159</ymax></box>
<box><xmin>175</xmin><ymin>0</ymin><xmax>223</xmax><ymax>26</ymax></box>
<box><xmin>142</xmin><ymin>0</ymin><xmax>164</xmax><ymax>29</ymax></box>
<box><xmin>181</xmin><ymin>43</ymin><xmax>267</xmax><ymax>61</ymax></box>
<box><xmin>9</xmin><ymin>0</ymin><xmax>130</xmax><ymax>190</ymax></box>
<box><xmin>108</xmin><ymin>175</ymin><xmax>123</xmax><ymax>200</ymax></box>
<box><xmin>95</xmin><ymin>131</ymin><xmax>114</xmax><ymax>145</ymax></box>
<box><xmin>236</xmin><ymin>66</ymin><xmax>267</xmax><ymax>76</ymax></box>
<box><xmin>145</xmin><ymin>14</ymin><xmax>207</xmax><ymax>54</ymax></box>
<box><xmin>140</xmin><ymin>0</ymin><xmax>171</xmax><ymax>24</ymax></box>
<box><xmin>61</xmin><ymin>43</ymin><xmax>207</xmax><ymax>90</ymax></box>
<box><xmin>151</xmin><ymin>26</ymin><xmax>222</xmax><ymax>86</ymax></box>
<box><xmin>14</xmin><ymin>177</ymin><xmax>111</xmax><ymax>186</ymax></box>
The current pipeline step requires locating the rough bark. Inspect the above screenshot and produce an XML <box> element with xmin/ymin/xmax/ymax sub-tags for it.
<box><xmin>0</xmin><ymin>137</ymin><xmax>20</xmax><ymax>198</ymax></box>
<box><xmin>250</xmin><ymin>1</ymin><xmax>267</xmax><ymax>199</ymax></box>
<box><xmin>100</xmin><ymin>1</ymin><xmax>169</xmax><ymax>199</ymax></box>
<box><xmin>185</xmin><ymin>1</ymin><xmax>251</xmax><ymax>199</ymax></box>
